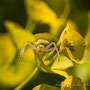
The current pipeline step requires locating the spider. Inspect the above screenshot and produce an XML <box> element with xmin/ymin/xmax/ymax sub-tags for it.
<box><xmin>20</xmin><ymin>39</ymin><xmax>60</xmax><ymax>61</ymax></box>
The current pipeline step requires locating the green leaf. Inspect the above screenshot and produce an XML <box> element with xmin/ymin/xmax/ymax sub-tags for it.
<box><xmin>58</xmin><ymin>22</ymin><xmax>86</xmax><ymax>64</ymax></box>
<box><xmin>61</xmin><ymin>76</ymin><xmax>86</xmax><ymax>90</ymax></box>
<box><xmin>34</xmin><ymin>33</ymin><xmax>58</xmax><ymax>43</ymax></box>
<box><xmin>51</xmin><ymin>70</ymin><xmax>69</xmax><ymax>78</ymax></box>
<box><xmin>50</xmin><ymin>54</ymin><xmax>73</xmax><ymax>70</ymax></box>
<box><xmin>4</xmin><ymin>21</ymin><xmax>35</xmax><ymax>50</ymax></box>
<box><xmin>74</xmin><ymin>62</ymin><xmax>90</xmax><ymax>83</ymax></box>
<box><xmin>50</xmin><ymin>19</ymin><xmax>67</xmax><ymax>38</ymax></box>
<box><xmin>25</xmin><ymin>0</ymin><xmax>58</xmax><ymax>23</ymax></box>
<box><xmin>24</xmin><ymin>0</ymin><xmax>69</xmax><ymax>38</ymax></box>
<box><xmin>33</xmin><ymin>84</ymin><xmax>59</xmax><ymax>90</ymax></box>
<box><xmin>63</xmin><ymin>20</ymin><xmax>79</xmax><ymax>32</ymax></box>
<box><xmin>43</xmin><ymin>0</ymin><xmax>70</xmax><ymax>18</ymax></box>
<box><xmin>0</xmin><ymin>21</ymin><xmax>37</xmax><ymax>88</ymax></box>
<box><xmin>49</xmin><ymin>54</ymin><xmax>73</xmax><ymax>78</ymax></box>
<box><xmin>0</xmin><ymin>34</ymin><xmax>16</xmax><ymax>74</ymax></box>
<box><xmin>35</xmin><ymin>53</ymin><xmax>52</xmax><ymax>73</ymax></box>
<box><xmin>50</xmin><ymin>19</ymin><xmax>79</xmax><ymax>39</ymax></box>
<box><xmin>0</xmin><ymin>48</ymin><xmax>36</xmax><ymax>87</ymax></box>
<box><xmin>35</xmin><ymin>53</ymin><xmax>69</xmax><ymax>78</ymax></box>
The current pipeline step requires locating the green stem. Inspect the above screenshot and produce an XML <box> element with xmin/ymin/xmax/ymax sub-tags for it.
<box><xmin>25</xmin><ymin>18</ymin><xmax>36</xmax><ymax>33</ymax></box>
<box><xmin>14</xmin><ymin>67</ymin><xmax>39</xmax><ymax>90</ymax></box>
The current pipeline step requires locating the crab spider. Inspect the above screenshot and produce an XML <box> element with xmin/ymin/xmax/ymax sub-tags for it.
<box><xmin>20</xmin><ymin>39</ymin><xmax>60</xmax><ymax>61</ymax></box>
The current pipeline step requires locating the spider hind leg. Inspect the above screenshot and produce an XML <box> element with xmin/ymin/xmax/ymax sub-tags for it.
<box><xmin>20</xmin><ymin>42</ymin><xmax>36</xmax><ymax>61</ymax></box>
<box><xmin>46</xmin><ymin>42</ymin><xmax>60</xmax><ymax>61</ymax></box>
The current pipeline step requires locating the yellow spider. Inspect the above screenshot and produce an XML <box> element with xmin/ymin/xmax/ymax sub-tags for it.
<box><xmin>20</xmin><ymin>39</ymin><xmax>60</xmax><ymax>61</ymax></box>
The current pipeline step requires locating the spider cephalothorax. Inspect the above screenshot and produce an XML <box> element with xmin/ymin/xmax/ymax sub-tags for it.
<box><xmin>20</xmin><ymin>39</ymin><xmax>60</xmax><ymax>61</ymax></box>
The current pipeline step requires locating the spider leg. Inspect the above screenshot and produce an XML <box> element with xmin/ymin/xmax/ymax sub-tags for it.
<box><xmin>42</xmin><ymin>48</ymin><xmax>55</xmax><ymax>61</ymax></box>
<box><xmin>20</xmin><ymin>42</ymin><xmax>36</xmax><ymax>60</ymax></box>
<box><xmin>47</xmin><ymin>48</ymin><xmax>54</xmax><ymax>52</ymax></box>
<box><xmin>46</xmin><ymin>42</ymin><xmax>60</xmax><ymax>61</ymax></box>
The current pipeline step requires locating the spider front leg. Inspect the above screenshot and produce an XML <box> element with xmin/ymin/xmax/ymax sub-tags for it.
<box><xmin>46</xmin><ymin>42</ymin><xmax>60</xmax><ymax>61</ymax></box>
<box><xmin>20</xmin><ymin>42</ymin><xmax>36</xmax><ymax>61</ymax></box>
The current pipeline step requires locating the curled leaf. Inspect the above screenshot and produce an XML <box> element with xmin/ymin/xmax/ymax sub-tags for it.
<box><xmin>58</xmin><ymin>22</ymin><xmax>86</xmax><ymax>64</ymax></box>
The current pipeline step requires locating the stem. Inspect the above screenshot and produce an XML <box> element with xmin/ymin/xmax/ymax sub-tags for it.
<box><xmin>25</xmin><ymin>18</ymin><xmax>36</xmax><ymax>33</ymax></box>
<box><xmin>14</xmin><ymin>67</ymin><xmax>39</xmax><ymax>90</ymax></box>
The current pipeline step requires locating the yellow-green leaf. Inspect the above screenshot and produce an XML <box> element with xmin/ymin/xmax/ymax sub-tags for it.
<box><xmin>58</xmin><ymin>22</ymin><xmax>86</xmax><ymax>64</ymax></box>
<box><xmin>50</xmin><ymin>19</ymin><xmax>66</xmax><ymax>38</ymax></box>
<box><xmin>61</xmin><ymin>76</ymin><xmax>86</xmax><ymax>90</ymax></box>
<box><xmin>51</xmin><ymin>70</ymin><xmax>69</xmax><ymax>78</ymax></box>
<box><xmin>25</xmin><ymin>0</ymin><xmax>69</xmax><ymax>38</ymax></box>
<box><xmin>74</xmin><ymin>62</ymin><xmax>90</xmax><ymax>82</ymax></box>
<box><xmin>0</xmin><ymin>47</ymin><xmax>36</xmax><ymax>87</ymax></box>
<box><xmin>64</xmin><ymin>20</ymin><xmax>79</xmax><ymax>32</ymax></box>
<box><xmin>34</xmin><ymin>33</ymin><xmax>58</xmax><ymax>43</ymax></box>
<box><xmin>0</xmin><ymin>21</ymin><xmax>36</xmax><ymax>87</ymax></box>
<box><xmin>0</xmin><ymin>34</ymin><xmax>16</xmax><ymax>74</ymax></box>
<box><xmin>49</xmin><ymin>54</ymin><xmax>73</xmax><ymax>78</ymax></box>
<box><xmin>25</xmin><ymin>0</ymin><xmax>58</xmax><ymax>24</ymax></box>
<box><xmin>35</xmin><ymin>53</ymin><xmax>69</xmax><ymax>78</ymax></box>
<box><xmin>4</xmin><ymin>21</ymin><xmax>35</xmax><ymax>50</ymax></box>
<box><xmin>51</xmin><ymin>54</ymin><xmax>73</xmax><ymax>70</ymax></box>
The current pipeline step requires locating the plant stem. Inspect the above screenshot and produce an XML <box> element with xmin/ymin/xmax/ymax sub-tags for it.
<box><xmin>14</xmin><ymin>67</ymin><xmax>39</xmax><ymax>90</ymax></box>
<box><xmin>25</xmin><ymin>18</ymin><xmax>36</xmax><ymax>33</ymax></box>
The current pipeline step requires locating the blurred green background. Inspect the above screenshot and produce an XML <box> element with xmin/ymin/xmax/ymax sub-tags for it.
<box><xmin>0</xmin><ymin>0</ymin><xmax>89</xmax><ymax>33</ymax></box>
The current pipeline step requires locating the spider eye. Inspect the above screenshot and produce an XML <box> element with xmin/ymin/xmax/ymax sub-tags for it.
<box><xmin>36</xmin><ymin>45</ymin><xmax>45</xmax><ymax>52</ymax></box>
<box><xmin>39</xmin><ymin>45</ymin><xmax>44</xmax><ymax>48</ymax></box>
